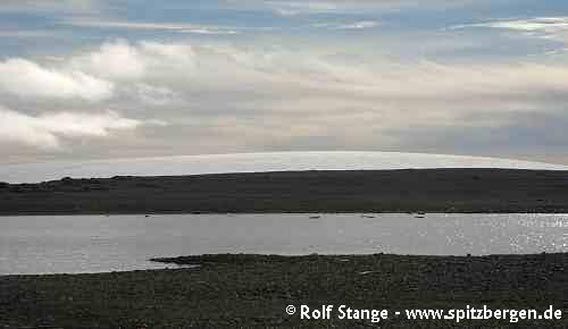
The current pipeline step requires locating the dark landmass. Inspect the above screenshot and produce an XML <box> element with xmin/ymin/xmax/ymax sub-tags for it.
<box><xmin>2</xmin><ymin>169</ymin><xmax>568</xmax><ymax>215</ymax></box>
<box><xmin>2</xmin><ymin>253</ymin><xmax>568</xmax><ymax>328</ymax></box>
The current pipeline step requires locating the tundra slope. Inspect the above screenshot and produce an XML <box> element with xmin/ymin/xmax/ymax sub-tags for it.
<box><xmin>1</xmin><ymin>169</ymin><xmax>568</xmax><ymax>214</ymax></box>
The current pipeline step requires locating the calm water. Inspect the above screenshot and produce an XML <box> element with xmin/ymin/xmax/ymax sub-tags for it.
<box><xmin>1</xmin><ymin>213</ymin><xmax>568</xmax><ymax>275</ymax></box>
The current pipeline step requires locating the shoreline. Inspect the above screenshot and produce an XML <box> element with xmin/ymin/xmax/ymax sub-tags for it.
<box><xmin>3</xmin><ymin>210</ymin><xmax>568</xmax><ymax>217</ymax></box>
<box><xmin>2</xmin><ymin>252</ymin><xmax>568</xmax><ymax>328</ymax></box>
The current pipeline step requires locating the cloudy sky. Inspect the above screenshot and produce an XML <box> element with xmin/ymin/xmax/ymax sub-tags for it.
<box><xmin>1</xmin><ymin>0</ymin><xmax>568</xmax><ymax>165</ymax></box>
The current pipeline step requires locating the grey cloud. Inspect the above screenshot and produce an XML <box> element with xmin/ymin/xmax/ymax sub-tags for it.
<box><xmin>2</xmin><ymin>38</ymin><xmax>568</xmax><ymax>163</ymax></box>
<box><xmin>385</xmin><ymin>110</ymin><xmax>568</xmax><ymax>163</ymax></box>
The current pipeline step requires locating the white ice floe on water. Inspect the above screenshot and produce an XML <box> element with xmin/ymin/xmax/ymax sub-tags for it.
<box><xmin>1</xmin><ymin>151</ymin><xmax>567</xmax><ymax>183</ymax></box>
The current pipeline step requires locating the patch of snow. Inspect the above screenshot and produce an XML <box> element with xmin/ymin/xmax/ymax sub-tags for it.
<box><xmin>1</xmin><ymin>151</ymin><xmax>566</xmax><ymax>183</ymax></box>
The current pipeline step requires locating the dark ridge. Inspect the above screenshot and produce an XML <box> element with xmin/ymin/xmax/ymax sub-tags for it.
<box><xmin>149</xmin><ymin>252</ymin><xmax>564</xmax><ymax>265</ymax></box>
<box><xmin>2</xmin><ymin>169</ymin><xmax>568</xmax><ymax>215</ymax></box>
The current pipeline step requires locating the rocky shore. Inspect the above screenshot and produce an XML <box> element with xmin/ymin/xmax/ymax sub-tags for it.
<box><xmin>2</xmin><ymin>253</ymin><xmax>568</xmax><ymax>328</ymax></box>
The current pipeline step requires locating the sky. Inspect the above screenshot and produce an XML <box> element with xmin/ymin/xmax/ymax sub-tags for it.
<box><xmin>1</xmin><ymin>0</ymin><xmax>568</xmax><ymax>165</ymax></box>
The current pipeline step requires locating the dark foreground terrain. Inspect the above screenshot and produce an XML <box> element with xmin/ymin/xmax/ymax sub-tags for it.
<box><xmin>2</xmin><ymin>169</ymin><xmax>568</xmax><ymax>214</ymax></box>
<box><xmin>1</xmin><ymin>253</ymin><xmax>568</xmax><ymax>328</ymax></box>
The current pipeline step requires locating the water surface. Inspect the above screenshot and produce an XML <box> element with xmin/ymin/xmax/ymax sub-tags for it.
<box><xmin>1</xmin><ymin>213</ymin><xmax>567</xmax><ymax>275</ymax></box>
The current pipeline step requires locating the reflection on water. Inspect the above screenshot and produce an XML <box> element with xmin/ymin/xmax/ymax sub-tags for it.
<box><xmin>1</xmin><ymin>213</ymin><xmax>567</xmax><ymax>275</ymax></box>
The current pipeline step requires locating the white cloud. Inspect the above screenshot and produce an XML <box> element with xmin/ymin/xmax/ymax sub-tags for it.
<box><xmin>0</xmin><ymin>107</ymin><xmax>143</xmax><ymax>149</ymax></box>
<box><xmin>8</xmin><ymin>39</ymin><xmax>568</xmax><ymax>113</ymax></box>
<box><xmin>62</xmin><ymin>40</ymin><xmax>568</xmax><ymax>112</ymax></box>
<box><xmin>0</xmin><ymin>0</ymin><xmax>102</xmax><ymax>14</ymax></box>
<box><xmin>174</xmin><ymin>44</ymin><xmax>568</xmax><ymax>98</ymax></box>
<box><xmin>0</xmin><ymin>58</ymin><xmax>113</xmax><ymax>101</ymax></box>
<box><xmin>453</xmin><ymin>17</ymin><xmax>568</xmax><ymax>43</ymax></box>
<box><xmin>183</xmin><ymin>28</ymin><xmax>238</xmax><ymax>35</ymax></box>
<box><xmin>270</xmin><ymin>2</ymin><xmax>338</xmax><ymax>16</ymax></box>
<box><xmin>472</xmin><ymin>17</ymin><xmax>568</xmax><ymax>32</ymax></box>
<box><xmin>70</xmin><ymin>40</ymin><xmax>196</xmax><ymax>81</ymax></box>
<box><xmin>70</xmin><ymin>40</ymin><xmax>146</xmax><ymax>80</ymax></box>
<box><xmin>62</xmin><ymin>20</ymin><xmax>240</xmax><ymax>35</ymax></box>
<box><xmin>65</xmin><ymin>20</ymin><xmax>201</xmax><ymax>30</ymax></box>
<box><xmin>0</xmin><ymin>30</ymin><xmax>56</xmax><ymax>38</ymax></box>
<box><xmin>232</xmin><ymin>0</ymin><xmax>474</xmax><ymax>16</ymax></box>
<box><xmin>334</xmin><ymin>21</ymin><xmax>380</xmax><ymax>30</ymax></box>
